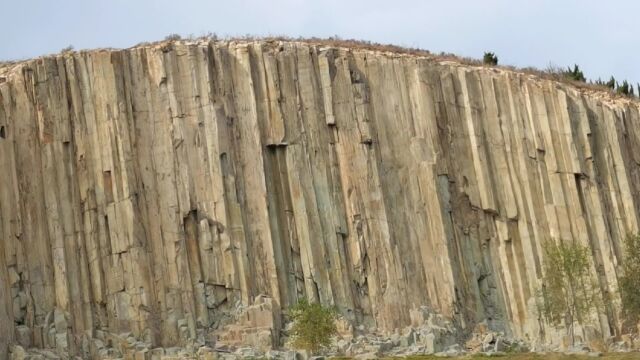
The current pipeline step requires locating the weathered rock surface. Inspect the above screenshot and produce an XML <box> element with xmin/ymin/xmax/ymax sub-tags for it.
<box><xmin>1</xmin><ymin>39</ymin><xmax>640</xmax><ymax>358</ymax></box>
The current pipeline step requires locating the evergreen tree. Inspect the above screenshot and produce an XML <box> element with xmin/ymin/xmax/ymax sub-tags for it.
<box><xmin>483</xmin><ymin>52</ymin><xmax>498</xmax><ymax>65</ymax></box>
<box><xmin>606</xmin><ymin>76</ymin><xmax>616</xmax><ymax>89</ymax></box>
<box><xmin>617</xmin><ymin>80</ymin><xmax>632</xmax><ymax>96</ymax></box>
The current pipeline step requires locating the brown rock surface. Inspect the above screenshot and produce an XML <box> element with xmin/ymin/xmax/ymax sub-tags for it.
<box><xmin>1</xmin><ymin>39</ymin><xmax>639</xmax><ymax>357</ymax></box>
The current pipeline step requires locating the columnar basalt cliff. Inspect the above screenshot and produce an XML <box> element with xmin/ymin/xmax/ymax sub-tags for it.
<box><xmin>1</xmin><ymin>39</ymin><xmax>639</xmax><ymax>358</ymax></box>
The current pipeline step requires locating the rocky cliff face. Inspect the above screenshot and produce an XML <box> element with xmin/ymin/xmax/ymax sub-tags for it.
<box><xmin>1</xmin><ymin>39</ymin><xmax>639</xmax><ymax>357</ymax></box>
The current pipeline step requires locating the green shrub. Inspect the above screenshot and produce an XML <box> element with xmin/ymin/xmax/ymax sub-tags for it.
<box><xmin>619</xmin><ymin>233</ymin><xmax>640</xmax><ymax>330</ymax></box>
<box><xmin>288</xmin><ymin>299</ymin><xmax>337</xmax><ymax>354</ymax></box>
<box><xmin>538</xmin><ymin>240</ymin><xmax>600</xmax><ymax>343</ymax></box>
<box><xmin>483</xmin><ymin>52</ymin><xmax>498</xmax><ymax>65</ymax></box>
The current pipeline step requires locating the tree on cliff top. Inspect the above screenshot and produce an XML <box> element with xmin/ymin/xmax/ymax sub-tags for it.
<box><xmin>538</xmin><ymin>240</ymin><xmax>601</xmax><ymax>344</ymax></box>
<box><xmin>483</xmin><ymin>52</ymin><xmax>498</xmax><ymax>65</ymax></box>
<box><xmin>288</xmin><ymin>299</ymin><xmax>337</xmax><ymax>354</ymax></box>
<box><xmin>617</xmin><ymin>80</ymin><xmax>633</xmax><ymax>96</ymax></box>
<box><xmin>564</xmin><ymin>64</ymin><xmax>586</xmax><ymax>82</ymax></box>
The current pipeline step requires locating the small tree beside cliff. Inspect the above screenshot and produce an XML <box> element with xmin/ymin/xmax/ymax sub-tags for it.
<box><xmin>538</xmin><ymin>240</ymin><xmax>600</xmax><ymax>343</ymax></box>
<box><xmin>619</xmin><ymin>233</ymin><xmax>640</xmax><ymax>331</ymax></box>
<box><xmin>288</xmin><ymin>299</ymin><xmax>337</xmax><ymax>354</ymax></box>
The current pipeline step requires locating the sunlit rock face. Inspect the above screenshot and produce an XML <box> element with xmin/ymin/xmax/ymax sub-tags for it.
<box><xmin>1</xmin><ymin>39</ymin><xmax>639</xmax><ymax>357</ymax></box>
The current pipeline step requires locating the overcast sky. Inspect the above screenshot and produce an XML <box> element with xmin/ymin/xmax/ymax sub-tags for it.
<box><xmin>1</xmin><ymin>0</ymin><xmax>638</xmax><ymax>84</ymax></box>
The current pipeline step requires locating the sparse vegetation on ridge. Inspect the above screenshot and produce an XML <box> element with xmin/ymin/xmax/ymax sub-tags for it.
<box><xmin>153</xmin><ymin>35</ymin><xmax>639</xmax><ymax>99</ymax></box>
<box><xmin>2</xmin><ymin>34</ymin><xmax>639</xmax><ymax>102</ymax></box>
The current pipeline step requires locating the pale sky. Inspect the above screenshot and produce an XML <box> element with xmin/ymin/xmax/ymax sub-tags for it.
<box><xmin>1</xmin><ymin>0</ymin><xmax>638</xmax><ymax>85</ymax></box>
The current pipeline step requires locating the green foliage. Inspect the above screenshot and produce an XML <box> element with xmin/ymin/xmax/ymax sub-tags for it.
<box><xmin>594</xmin><ymin>77</ymin><xmax>616</xmax><ymax>89</ymax></box>
<box><xmin>538</xmin><ymin>240</ymin><xmax>600</xmax><ymax>342</ymax></box>
<box><xmin>593</xmin><ymin>76</ymin><xmax>638</xmax><ymax>97</ymax></box>
<box><xmin>617</xmin><ymin>80</ymin><xmax>632</xmax><ymax>96</ymax></box>
<box><xmin>483</xmin><ymin>52</ymin><xmax>498</xmax><ymax>65</ymax></box>
<box><xmin>288</xmin><ymin>299</ymin><xmax>338</xmax><ymax>354</ymax></box>
<box><xmin>619</xmin><ymin>233</ymin><xmax>640</xmax><ymax>329</ymax></box>
<box><xmin>564</xmin><ymin>64</ymin><xmax>586</xmax><ymax>82</ymax></box>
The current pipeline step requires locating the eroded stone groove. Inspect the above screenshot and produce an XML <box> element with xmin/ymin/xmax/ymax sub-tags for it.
<box><xmin>0</xmin><ymin>40</ymin><xmax>639</xmax><ymax>357</ymax></box>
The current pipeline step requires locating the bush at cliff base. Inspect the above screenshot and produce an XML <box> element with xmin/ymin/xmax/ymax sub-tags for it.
<box><xmin>288</xmin><ymin>299</ymin><xmax>338</xmax><ymax>354</ymax></box>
